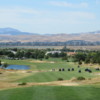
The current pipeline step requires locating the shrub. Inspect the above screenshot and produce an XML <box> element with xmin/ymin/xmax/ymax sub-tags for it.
<box><xmin>18</xmin><ymin>82</ymin><xmax>27</xmax><ymax>86</ymax></box>
<box><xmin>78</xmin><ymin>61</ymin><xmax>82</xmax><ymax>65</ymax></box>
<box><xmin>66</xmin><ymin>60</ymin><xmax>69</xmax><ymax>62</ymax></box>
<box><xmin>58</xmin><ymin>78</ymin><xmax>64</xmax><ymax>81</ymax></box>
<box><xmin>77</xmin><ymin>77</ymin><xmax>85</xmax><ymax>80</ymax></box>
<box><xmin>2</xmin><ymin>63</ymin><xmax>8</xmax><ymax>68</ymax></box>
<box><xmin>62</xmin><ymin>56</ymin><xmax>68</xmax><ymax>61</ymax></box>
<box><xmin>44</xmin><ymin>55</ymin><xmax>49</xmax><ymax>59</ymax></box>
<box><xmin>0</xmin><ymin>60</ymin><xmax>1</xmax><ymax>66</ymax></box>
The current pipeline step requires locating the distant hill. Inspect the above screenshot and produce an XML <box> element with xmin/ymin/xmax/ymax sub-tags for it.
<box><xmin>0</xmin><ymin>27</ymin><xmax>100</xmax><ymax>43</ymax></box>
<box><xmin>86</xmin><ymin>31</ymin><xmax>100</xmax><ymax>34</ymax></box>
<box><xmin>0</xmin><ymin>27</ymin><xmax>37</xmax><ymax>35</ymax></box>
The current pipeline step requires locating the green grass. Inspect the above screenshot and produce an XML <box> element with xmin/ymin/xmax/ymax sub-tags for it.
<box><xmin>1</xmin><ymin>59</ymin><xmax>98</xmax><ymax>83</ymax></box>
<box><xmin>0</xmin><ymin>86</ymin><xmax>100</xmax><ymax>100</ymax></box>
<box><xmin>15</xmin><ymin>60</ymin><xmax>95</xmax><ymax>83</ymax></box>
<box><xmin>45</xmin><ymin>57</ymin><xmax>62</xmax><ymax>62</ymax></box>
<box><xmin>0</xmin><ymin>58</ymin><xmax>100</xmax><ymax>100</ymax></box>
<box><xmin>17</xmin><ymin>71</ymin><xmax>93</xmax><ymax>83</ymax></box>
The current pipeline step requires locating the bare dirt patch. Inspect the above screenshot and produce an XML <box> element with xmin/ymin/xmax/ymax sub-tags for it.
<box><xmin>0</xmin><ymin>69</ymin><xmax>35</xmax><ymax>82</ymax></box>
<box><xmin>81</xmin><ymin>63</ymin><xmax>100</xmax><ymax>68</ymax></box>
<box><xmin>96</xmin><ymin>73</ymin><xmax>100</xmax><ymax>75</ymax></box>
<box><xmin>0</xmin><ymin>80</ymin><xmax>79</xmax><ymax>90</ymax></box>
<box><xmin>28</xmin><ymin>80</ymin><xmax>79</xmax><ymax>86</ymax></box>
<box><xmin>80</xmin><ymin>77</ymin><xmax>100</xmax><ymax>85</ymax></box>
<box><xmin>0</xmin><ymin>82</ymin><xmax>17</xmax><ymax>89</ymax></box>
<box><xmin>30</xmin><ymin>60</ymin><xmax>55</xmax><ymax>63</ymax></box>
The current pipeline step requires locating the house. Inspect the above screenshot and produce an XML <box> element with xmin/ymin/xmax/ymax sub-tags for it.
<box><xmin>45</xmin><ymin>51</ymin><xmax>61</xmax><ymax>55</ymax></box>
<box><xmin>9</xmin><ymin>50</ymin><xmax>17</xmax><ymax>54</ymax></box>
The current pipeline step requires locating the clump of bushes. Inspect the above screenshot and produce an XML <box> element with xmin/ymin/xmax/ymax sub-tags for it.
<box><xmin>58</xmin><ymin>78</ymin><xmax>64</xmax><ymax>81</ymax></box>
<box><xmin>78</xmin><ymin>61</ymin><xmax>82</xmax><ymax>65</ymax></box>
<box><xmin>18</xmin><ymin>82</ymin><xmax>27</xmax><ymax>86</ymax></box>
<box><xmin>77</xmin><ymin>77</ymin><xmax>85</xmax><ymax>80</ymax></box>
<box><xmin>2</xmin><ymin>63</ymin><xmax>8</xmax><ymax>68</ymax></box>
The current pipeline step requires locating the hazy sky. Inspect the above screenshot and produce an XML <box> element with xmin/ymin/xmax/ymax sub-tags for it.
<box><xmin>0</xmin><ymin>0</ymin><xmax>100</xmax><ymax>34</ymax></box>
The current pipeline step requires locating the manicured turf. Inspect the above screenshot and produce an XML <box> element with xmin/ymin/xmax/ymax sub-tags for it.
<box><xmin>1</xmin><ymin>59</ymin><xmax>97</xmax><ymax>83</ymax></box>
<box><xmin>0</xmin><ymin>86</ymin><xmax>100</xmax><ymax>100</ymax></box>
<box><xmin>0</xmin><ymin>59</ymin><xmax>100</xmax><ymax>100</ymax></box>
<box><xmin>17</xmin><ymin>71</ymin><xmax>93</xmax><ymax>83</ymax></box>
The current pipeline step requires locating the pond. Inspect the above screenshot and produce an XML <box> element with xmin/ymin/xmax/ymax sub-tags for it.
<box><xmin>5</xmin><ymin>65</ymin><xmax>30</xmax><ymax>70</ymax></box>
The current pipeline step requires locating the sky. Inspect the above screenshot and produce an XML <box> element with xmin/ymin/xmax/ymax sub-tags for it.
<box><xmin>0</xmin><ymin>0</ymin><xmax>100</xmax><ymax>34</ymax></box>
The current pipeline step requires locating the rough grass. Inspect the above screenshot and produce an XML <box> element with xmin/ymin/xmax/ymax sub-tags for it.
<box><xmin>0</xmin><ymin>86</ymin><xmax>100</xmax><ymax>100</ymax></box>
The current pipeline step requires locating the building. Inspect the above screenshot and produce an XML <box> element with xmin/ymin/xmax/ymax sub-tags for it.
<box><xmin>45</xmin><ymin>51</ymin><xmax>61</xmax><ymax>55</ymax></box>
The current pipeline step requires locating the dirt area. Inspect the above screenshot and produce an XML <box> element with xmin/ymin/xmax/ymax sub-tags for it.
<box><xmin>80</xmin><ymin>77</ymin><xmax>100</xmax><ymax>85</ymax></box>
<box><xmin>30</xmin><ymin>60</ymin><xmax>55</xmax><ymax>63</ymax></box>
<box><xmin>81</xmin><ymin>63</ymin><xmax>100</xmax><ymax>68</ymax></box>
<box><xmin>0</xmin><ymin>69</ymin><xmax>35</xmax><ymax>82</ymax></box>
<box><xmin>0</xmin><ymin>82</ymin><xmax>18</xmax><ymax>89</ymax></box>
<box><xmin>0</xmin><ymin>80</ymin><xmax>79</xmax><ymax>90</ymax></box>
<box><xmin>28</xmin><ymin>80</ymin><xmax>79</xmax><ymax>86</ymax></box>
<box><xmin>96</xmin><ymin>73</ymin><xmax>100</xmax><ymax>75</ymax></box>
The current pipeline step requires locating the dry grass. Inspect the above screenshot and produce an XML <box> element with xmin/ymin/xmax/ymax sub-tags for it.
<box><xmin>0</xmin><ymin>33</ymin><xmax>100</xmax><ymax>42</ymax></box>
<box><xmin>67</xmin><ymin>46</ymin><xmax>100</xmax><ymax>50</ymax></box>
<box><xmin>0</xmin><ymin>69</ymin><xmax>34</xmax><ymax>82</ymax></box>
<box><xmin>30</xmin><ymin>60</ymin><xmax>55</xmax><ymax>63</ymax></box>
<box><xmin>0</xmin><ymin>80</ymin><xmax>79</xmax><ymax>90</ymax></box>
<box><xmin>80</xmin><ymin>77</ymin><xmax>100</xmax><ymax>85</ymax></box>
<box><xmin>81</xmin><ymin>63</ymin><xmax>100</xmax><ymax>68</ymax></box>
<box><xmin>1</xmin><ymin>76</ymin><xmax>100</xmax><ymax>90</ymax></box>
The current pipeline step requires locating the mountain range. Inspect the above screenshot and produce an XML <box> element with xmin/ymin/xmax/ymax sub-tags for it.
<box><xmin>0</xmin><ymin>27</ymin><xmax>37</xmax><ymax>35</ymax></box>
<box><xmin>0</xmin><ymin>27</ymin><xmax>100</xmax><ymax>42</ymax></box>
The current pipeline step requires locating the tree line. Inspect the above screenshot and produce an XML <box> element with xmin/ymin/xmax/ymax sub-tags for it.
<box><xmin>0</xmin><ymin>48</ymin><xmax>100</xmax><ymax>65</ymax></box>
<box><xmin>0</xmin><ymin>48</ymin><xmax>67</xmax><ymax>60</ymax></box>
<box><xmin>73</xmin><ymin>51</ymin><xmax>100</xmax><ymax>65</ymax></box>
<box><xmin>0</xmin><ymin>40</ymin><xmax>100</xmax><ymax>46</ymax></box>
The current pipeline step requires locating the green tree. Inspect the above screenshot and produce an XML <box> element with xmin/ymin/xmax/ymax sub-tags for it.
<box><xmin>74</xmin><ymin>53</ymin><xmax>86</xmax><ymax>62</ymax></box>
<box><xmin>15</xmin><ymin>51</ymin><xmax>24</xmax><ymax>58</ymax></box>
<box><xmin>52</xmin><ymin>53</ymin><xmax>59</xmax><ymax>57</ymax></box>
<box><xmin>78</xmin><ymin>61</ymin><xmax>82</xmax><ymax>65</ymax></box>
<box><xmin>62</xmin><ymin>56</ymin><xmax>68</xmax><ymax>61</ymax></box>
<box><xmin>37</xmin><ymin>53</ymin><xmax>44</xmax><ymax>60</ymax></box>
<box><xmin>62</xmin><ymin>45</ymin><xmax>67</xmax><ymax>51</ymax></box>
<box><xmin>60</xmin><ymin>52</ymin><xmax>66</xmax><ymax>57</ymax></box>
<box><xmin>8</xmin><ymin>52</ymin><xmax>15</xmax><ymax>58</ymax></box>
<box><xmin>2</xmin><ymin>63</ymin><xmax>8</xmax><ymax>68</ymax></box>
<box><xmin>85</xmin><ymin>57</ymin><xmax>90</xmax><ymax>64</ymax></box>
<box><xmin>0</xmin><ymin>60</ymin><xmax>1</xmax><ymax>66</ymax></box>
<box><xmin>44</xmin><ymin>55</ymin><xmax>49</xmax><ymax>59</ymax></box>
